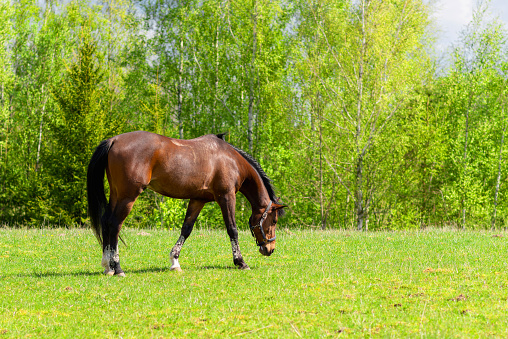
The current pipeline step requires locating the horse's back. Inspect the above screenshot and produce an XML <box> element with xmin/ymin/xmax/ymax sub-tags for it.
<box><xmin>106</xmin><ymin>131</ymin><xmax>244</xmax><ymax>200</ymax></box>
<box><xmin>109</xmin><ymin>131</ymin><xmax>223</xmax><ymax>161</ymax></box>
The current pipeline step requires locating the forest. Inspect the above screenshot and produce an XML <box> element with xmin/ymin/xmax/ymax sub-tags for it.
<box><xmin>1</xmin><ymin>0</ymin><xmax>507</xmax><ymax>230</ymax></box>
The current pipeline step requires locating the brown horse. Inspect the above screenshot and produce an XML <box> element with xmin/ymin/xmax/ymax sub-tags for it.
<box><xmin>87</xmin><ymin>131</ymin><xmax>286</xmax><ymax>276</ymax></box>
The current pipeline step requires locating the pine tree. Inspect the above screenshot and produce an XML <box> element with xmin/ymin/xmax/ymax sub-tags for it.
<box><xmin>49</xmin><ymin>25</ymin><xmax>110</xmax><ymax>224</ymax></box>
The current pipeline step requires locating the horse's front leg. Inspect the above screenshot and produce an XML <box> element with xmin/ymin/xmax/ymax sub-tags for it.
<box><xmin>218</xmin><ymin>193</ymin><xmax>250</xmax><ymax>270</ymax></box>
<box><xmin>170</xmin><ymin>199</ymin><xmax>206</xmax><ymax>271</ymax></box>
<box><xmin>228</xmin><ymin>225</ymin><xmax>250</xmax><ymax>270</ymax></box>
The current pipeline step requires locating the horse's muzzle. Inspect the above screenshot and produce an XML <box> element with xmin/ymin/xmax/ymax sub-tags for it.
<box><xmin>259</xmin><ymin>246</ymin><xmax>274</xmax><ymax>256</ymax></box>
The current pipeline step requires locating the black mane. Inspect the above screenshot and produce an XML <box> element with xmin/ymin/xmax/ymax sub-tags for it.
<box><xmin>216</xmin><ymin>134</ymin><xmax>284</xmax><ymax>216</ymax></box>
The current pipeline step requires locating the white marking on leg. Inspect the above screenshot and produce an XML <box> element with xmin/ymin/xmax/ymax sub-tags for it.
<box><xmin>101</xmin><ymin>249</ymin><xmax>111</xmax><ymax>269</ymax></box>
<box><xmin>170</xmin><ymin>252</ymin><xmax>182</xmax><ymax>272</ymax></box>
<box><xmin>169</xmin><ymin>236</ymin><xmax>185</xmax><ymax>272</ymax></box>
<box><xmin>102</xmin><ymin>245</ymin><xmax>119</xmax><ymax>275</ymax></box>
<box><xmin>231</xmin><ymin>239</ymin><xmax>241</xmax><ymax>261</ymax></box>
<box><xmin>231</xmin><ymin>238</ymin><xmax>249</xmax><ymax>269</ymax></box>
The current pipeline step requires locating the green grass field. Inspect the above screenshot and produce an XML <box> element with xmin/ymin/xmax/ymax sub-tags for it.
<box><xmin>1</xmin><ymin>227</ymin><xmax>508</xmax><ymax>338</ymax></box>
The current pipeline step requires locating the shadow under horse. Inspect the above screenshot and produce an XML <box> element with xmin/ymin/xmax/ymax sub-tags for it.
<box><xmin>87</xmin><ymin>131</ymin><xmax>286</xmax><ymax>276</ymax></box>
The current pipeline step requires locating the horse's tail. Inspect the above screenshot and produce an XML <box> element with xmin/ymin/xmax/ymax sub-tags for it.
<box><xmin>87</xmin><ymin>138</ymin><xmax>113</xmax><ymax>246</ymax></box>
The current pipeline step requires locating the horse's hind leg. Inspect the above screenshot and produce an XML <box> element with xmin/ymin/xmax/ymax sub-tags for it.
<box><xmin>170</xmin><ymin>199</ymin><xmax>206</xmax><ymax>271</ymax></box>
<box><xmin>102</xmin><ymin>197</ymin><xmax>137</xmax><ymax>277</ymax></box>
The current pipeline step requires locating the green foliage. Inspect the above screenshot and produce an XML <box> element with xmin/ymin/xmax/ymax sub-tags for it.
<box><xmin>0</xmin><ymin>0</ymin><xmax>13</xmax><ymax>161</ymax></box>
<box><xmin>0</xmin><ymin>0</ymin><xmax>73</xmax><ymax>224</ymax></box>
<box><xmin>1</xmin><ymin>0</ymin><xmax>508</xmax><ymax>230</ymax></box>
<box><xmin>147</xmin><ymin>195</ymin><xmax>186</xmax><ymax>230</ymax></box>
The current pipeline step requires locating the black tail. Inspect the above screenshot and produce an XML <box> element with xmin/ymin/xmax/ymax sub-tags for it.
<box><xmin>87</xmin><ymin>138</ymin><xmax>113</xmax><ymax>245</ymax></box>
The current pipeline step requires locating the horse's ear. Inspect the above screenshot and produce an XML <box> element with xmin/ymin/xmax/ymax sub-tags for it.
<box><xmin>216</xmin><ymin>132</ymin><xmax>228</xmax><ymax>141</ymax></box>
<box><xmin>272</xmin><ymin>202</ymin><xmax>287</xmax><ymax>217</ymax></box>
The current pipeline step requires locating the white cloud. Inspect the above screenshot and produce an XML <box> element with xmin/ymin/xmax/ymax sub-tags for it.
<box><xmin>433</xmin><ymin>0</ymin><xmax>508</xmax><ymax>48</ymax></box>
<box><xmin>433</xmin><ymin>0</ymin><xmax>473</xmax><ymax>48</ymax></box>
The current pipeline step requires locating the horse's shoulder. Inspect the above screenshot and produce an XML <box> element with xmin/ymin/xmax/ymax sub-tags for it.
<box><xmin>189</xmin><ymin>134</ymin><xmax>230</xmax><ymax>147</ymax></box>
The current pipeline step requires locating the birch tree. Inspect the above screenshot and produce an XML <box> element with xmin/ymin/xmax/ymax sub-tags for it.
<box><xmin>298</xmin><ymin>0</ymin><xmax>432</xmax><ymax>230</ymax></box>
<box><xmin>446</xmin><ymin>1</ymin><xmax>507</xmax><ymax>228</ymax></box>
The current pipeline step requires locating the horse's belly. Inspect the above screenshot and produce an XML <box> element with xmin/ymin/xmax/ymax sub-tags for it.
<box><xmin>147</xmin><ymin>174</ymin><xmax>215</xmax><ymax>200</ymax></box>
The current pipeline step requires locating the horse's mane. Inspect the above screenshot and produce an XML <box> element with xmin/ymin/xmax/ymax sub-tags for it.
<box><xmin>216</xmin><ymin>134</ymin><xmax>285</xmax><ymax>216</ymax></box>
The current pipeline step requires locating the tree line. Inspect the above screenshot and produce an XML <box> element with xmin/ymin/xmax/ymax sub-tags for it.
<box><xmin>1</xmin><ymin>0</ymin><xmax>507</xmax><ymax>230</ymax></box>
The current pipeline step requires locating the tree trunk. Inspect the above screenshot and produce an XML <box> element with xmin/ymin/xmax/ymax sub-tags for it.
<box><xmin>177</xmin><ymin>36</ymin><xmax>184</xmax><ymax>139</ymax></box>
<box><xmin>492</xmin><ymin>112</ymin><xmax>506</xmax><ymax>229</ymax></box>
<box><xmin>36</xmin><ymin>84</ymin><xmax>48</xmax><ymax>172</ymax></box>
<box><xmin>247</xmin><ymin>1</ymin><xmax>258</xmax><ymax>154</ymax></box>
<box><xmin>355</xmin><ymin>155</ymin><xmax>365</xmax><ymax>230</ymax></box>
<box><xmin>355</xmin><ymin>0</ymin><xmax>366</xmax><ymax>231</ymax></box>
<box><xmin>461</xmin><ymin>94</ymin><xmax>472</xmax><ymax>229</ymax></box>
<box><xmin>315</xmin><ymin>90</ymin><xmax>326</xmax><ymax>229</ymax></box>
<box><xmin>214</xmin><ymin>21</ymin><xmax>219</xmax><ymax>132</ymax></box>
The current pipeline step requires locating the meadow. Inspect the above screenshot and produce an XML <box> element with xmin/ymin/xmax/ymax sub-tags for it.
<box><xmin>1</xmin><ymin>227</ymin><xmax>508</xmax><ymax>338</ymax></box>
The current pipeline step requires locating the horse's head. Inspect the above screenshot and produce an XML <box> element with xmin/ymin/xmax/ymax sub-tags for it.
<box><xmin>250</xmin><ymin>201</ymin><xmax>287</xmax><ymax>256</ymax></box>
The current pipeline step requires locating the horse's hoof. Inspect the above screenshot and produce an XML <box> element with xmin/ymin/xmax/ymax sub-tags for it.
<box><xmin>170</xmin><ymin>266</ymin><xmax>183</xmax><ymax>272</ymax></box>
<box><xmin>238</xmin><ymin>265</ymin><xmax>250</xmax><ymax>270</ymax></box>
<box><xmin>114</xmin><ymin>266</ymin><xmax>126</xmax><ymax>277</ymax></box>
<box><xmin>104</xmin><ymin>268</ymin><xmax>115</xmax><ymax>276</ymax></box>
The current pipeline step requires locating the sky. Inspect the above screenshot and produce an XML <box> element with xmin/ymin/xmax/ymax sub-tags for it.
<box><xmin>432</xmin><ymin>0</ymin><xmax>508</xmax><ymax>49</ymax></box>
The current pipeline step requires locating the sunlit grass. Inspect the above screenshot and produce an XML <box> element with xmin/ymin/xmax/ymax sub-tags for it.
<box><xmin>1</xmin><ymin>227</ymin><xmax>508</xmax><ymax>337</ymax></box>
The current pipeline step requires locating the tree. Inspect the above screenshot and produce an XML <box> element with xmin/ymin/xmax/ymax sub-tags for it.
<box><xmin>296</xmin><ymin>0</ymin><xmax>432</xmax><ymax>230</ymax></box>
<box><xmin>443</xmin><ymin>1</ymin><xmax>508</xmax><ymax>228</ymax></box>
<box><xmin>49</xmin><ymin>25</ymin><xmax>114</xmax><ymax>224</ymax></box>
<box><xmin>0</xmin><ymin>0</ymin><xmax>13</xmax><ymax>166</ymax></box>
<box><xmin>0</xmin><ymin>0</ymin><xmax>74</xmax><ymax>223</ymax></box>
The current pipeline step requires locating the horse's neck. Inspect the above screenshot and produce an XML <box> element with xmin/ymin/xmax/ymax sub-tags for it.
<box><xmin>240</xmin><ymin>168</ymin><xmax>271</xmax><ymax>213</ymax></box>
